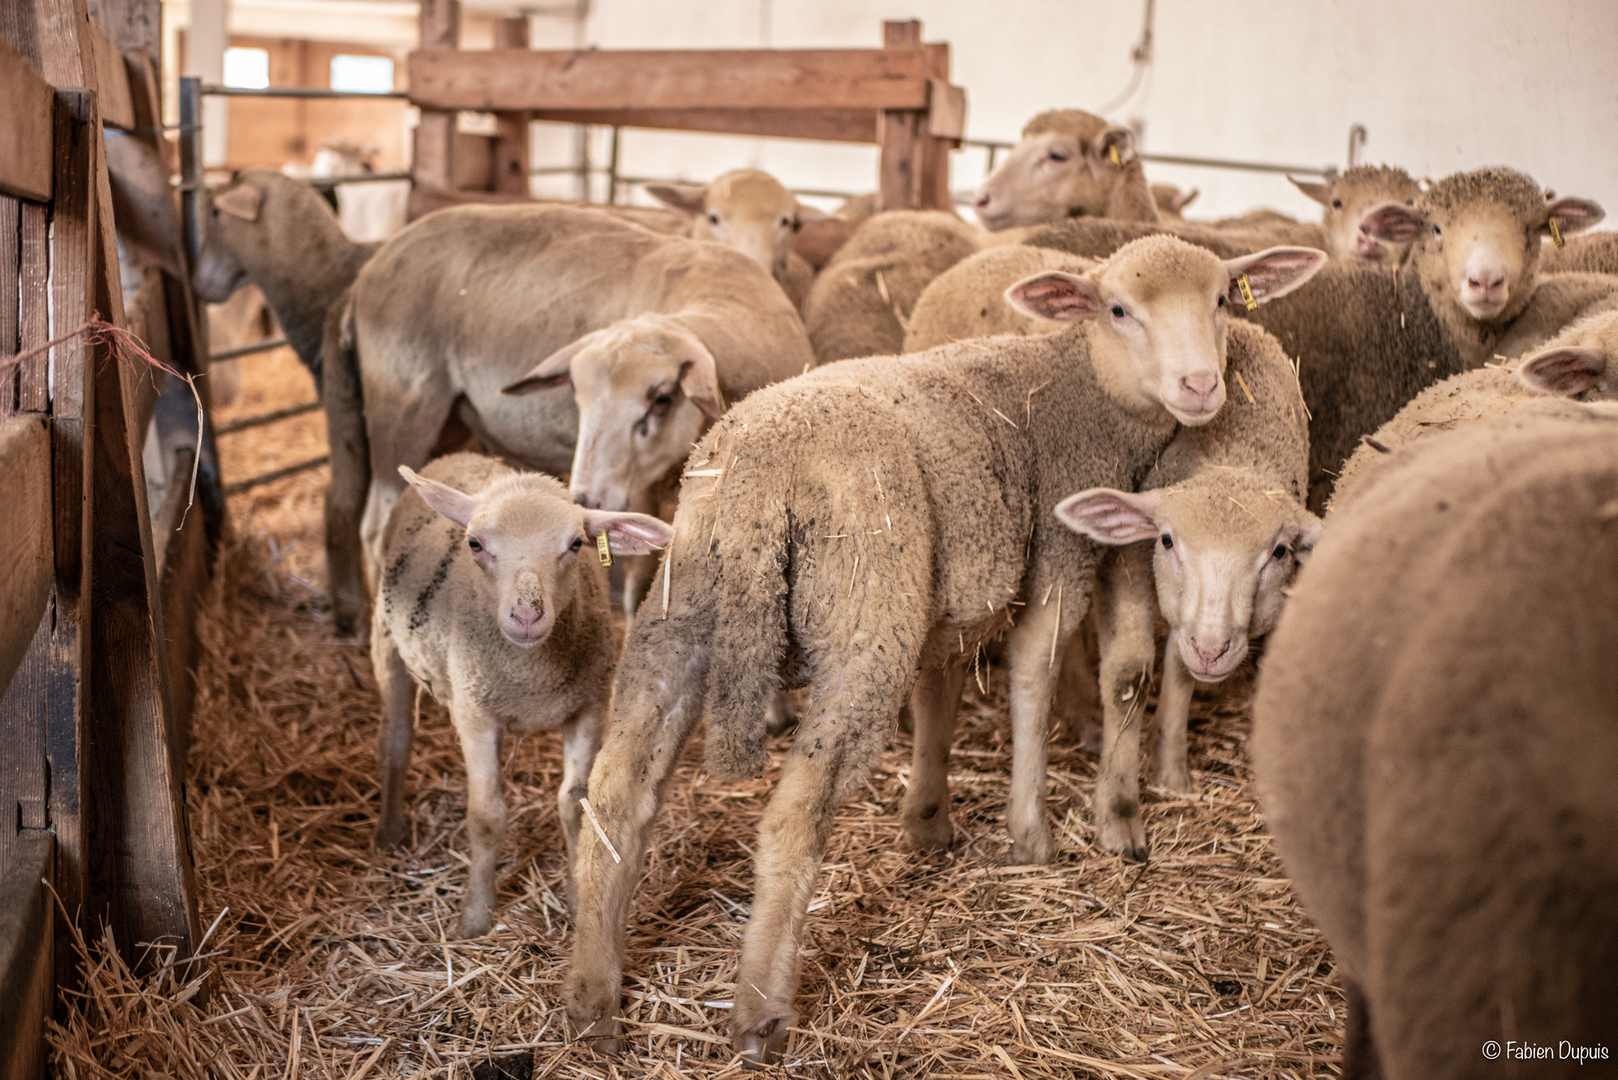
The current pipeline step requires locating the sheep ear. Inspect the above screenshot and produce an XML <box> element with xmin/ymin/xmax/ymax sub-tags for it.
<box><xmin>1088</xmin><ymin>126</ymin><xmax>1136</xmax><ymax>181</ymax></box>
<box><xmin>1541</xmin><ymin>197</ymin><xmax>1604</xmax><ymax>239</ymax></box>
<box><xmin>501</xmin><ymin>330</ymin><xmax>605</xmax><ymax>396</ymax></box>
<box><xmin>644</xmin><ymin>182</ymin><xmax>707</xmax><ymax>216</ymax></box>
<box><xmin>1006</xmin><ymin>271</ymin><xmax>1103</xmax><ymax>323</ymax></box>
<box><xmin>399</xmin><ymin>465</ymin><xmax>477</xmax><ymax>527</ymax></box>
<box><xmin>582</xmin><ymin>510</ymin><xmax>674</xmax><ymax>555</ymax></box>
<box><xmin>673</xmin><ymin>334</ymin><xmax>725</xmax><ymax>419</ymax></box>
<box><xmin>1361</xmin><ymin>203</ymin><xmax>1424</xmax><ymax>243</ymax></box>
<box><xmin>1288</xmin><ymin>176</ymin><xmax>1331</xmax><ymax>206</ymax></box>
<box><xmin>1293</xmin><ymin>515</ymin><xmax>1323</xmax><ymax>566</ymax></box>
<box><xmin>214</xmin><ymin>183</ymin><xmax>262</xmax><ymax>222</ymax></box>
<box><xmin>794</xmin><ymin>202</ymin><xmax>834</xmax><ymax>223</ymax></box>
<box><xmin>1517</xmin><ymin>346</ymin><xmax>1608</xmax><ymax>397</ymax></box>
<box><xmin>1223</xmin><ymin>246</ymin><xmax>1328</xmax><ymax>305</ymax></box>
<box><xmin>1054</xmin><ymin>488</ymin><xmax>1162</xmax><ymax>545</ymax></box>
<box><xmin>1172</xmin><ymin>187</ymin><xmax>1199</xmax><ymax>214</ymax></box>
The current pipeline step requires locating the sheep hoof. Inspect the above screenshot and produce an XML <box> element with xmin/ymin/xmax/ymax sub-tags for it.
<box><xmin>565</xmin><ymin>974</ymin><xmax>624</xmax><ymax>1054</ymax></box>
<box><xmin>374</xmin><ymin>818</ymin><xmax>407</xmax><ymax>851</ymax></box>
<box><xmin>1156</xmin><ymin>766</ymin><xmax>1194</xmax><ymax>794</ymax></box>
<box><xmin>1010</xmin><ymin>827</ymin><xmax>1056</xmax><ymax>866</ymax></box>
<box><xmin>733</xmin><ymin>1016</ymin><xmax>788</xmax><ymax>1068</ymax></box>
<box><xmin>458</xmin><ymin>905</ymin><xmax>495</xmax><ymax>939</ymax></box>
<box><xmin>900</xmin><ymin>806</ymin><xmax>954</xmax><ymax>851</ymax></box>
<box><xmin>1100</xmin><ymin>816</ymin><xmax>1149</xmax><ymax>862</ymax></box>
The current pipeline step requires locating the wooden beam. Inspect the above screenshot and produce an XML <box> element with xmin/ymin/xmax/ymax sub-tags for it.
<box><xmin>0</xmin><ymin>417</ymin><xmax>50</xmax><ymax>698</ymax></box>
<box><xmin>0</xmin><ymin>40</ymin><xmax>54</xmax><ymax>201</ymax></box>
<box><xmin>87</xmin><ymin>0</ymin><xmax>161</xmax><ymax>57</ymax></box>
<box><xmin>411</xmin><ymin>0</ymin><xmax>459</xmax><ymax>193</ymax></box>
<box><xmin>529</xmin><ymin>107</ymin><xmax>877</xmax><ymax>145</ymax></box>
<box><xmin>489</xmin><ymin>16</ymin><xmax>529</xmax><ymax>197</ymax></box>
<box><xmin>408</xmin><ymin>46</ymin><xmax>934</xmax><ymax>113</ymax></box>
<box><xmin>0</xmin><ymin>831</ymin><xmax>53</xmax><ymax>1080</ymax></box>
<box><xmin>85</xmin><ymin>14</ymin><xmax>133</xmax><ymax>128</ymax></box>
<box><xmin>877</xmin><ymin>21</ymin><xmax>924</xmax><ymax>212</ymax></box>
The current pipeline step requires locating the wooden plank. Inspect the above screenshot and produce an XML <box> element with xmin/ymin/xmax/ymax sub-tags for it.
<box><xmin>17</xmin><ymin>202</ymin><xmax>49</xmax><ymax>411</ymax></box>
<box><xmin>0</xmin><ymin>831</ymin><xmax>54</xmax><ymax>1080</ymax></box>
<box><xmin>85</xmin><ymin>14</ymin><xmax>134</xmax><ymax>128</ymax></box>
<box><xmin>0</xmin><ymin>418</ymin><xmax>51</xmax><ymax>698</ymax></box>
<box><xmin>407</xmin><ymin>46</ymin><xmax>934</xmax><ymax>113</ymax></box>
<box><xmin>86</xmin><ymin>0</ymin><xmax>161</xmax><ymax>57</ymax></box>
<box><xmin>32</xmin><ymin>0</ymin><xmax>94</xmax><ymax>88</ymax></box>
<box><xmin>878</xmin><ymin>21</ymin><xmax>924</xmax><ymax>212</ymax></box>
<box><xmin>411</xmin><ymin>0</ymin><xmax>459</xmax><ymax>193</ymax></box>
<box><xmin>530</xmin><ymin>106</ymin><xmax>877</xmax><ymax>145</ymax></box>
<box><xmin>927</xmin><ymin>78</ymin><xmax>966</xmax><ymax>140</ymax></box>
<box><xmin>154</xmin><ymin>443</ymin><xmax>206</xmax><ymax>761</ymax></box>
<box><xmin>0</xmin><ymin>41</ymin><xmax>54</xmax><ymax>202</ymax></box>
<box><xmin>489</xmin><ymin>16</ymin><xmax>529</xmax><ymax>197</ymax></box>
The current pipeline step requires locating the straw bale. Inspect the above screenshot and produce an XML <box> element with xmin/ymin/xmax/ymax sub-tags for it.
<box><xmin>48</xmin><ymin>347</ymin><xmax>1344</xmax><ymax>1078</ymax></box>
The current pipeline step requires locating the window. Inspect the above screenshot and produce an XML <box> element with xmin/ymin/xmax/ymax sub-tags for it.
<box><xmin>330</xmin><ymin>54</ymin><xmax>395</xmax><ymax>94</ymax></box>
<box><xmin>222</xmin><ymin>47</ymin><xmax>270</xmax><ymax>90</ymax></box>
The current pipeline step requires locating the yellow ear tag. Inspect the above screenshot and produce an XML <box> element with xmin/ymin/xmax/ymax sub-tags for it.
<box><xmin>597</xmin><ymin>533</ymin><xmax>613</xmax><ymax>567</ymax></box>
<box><xmin>1549</xmin><ymin>217</ymin><xmax>1565</xmax><ymax>248</ymax></box>
<box><xmin>1108</xmin><ymin>144</ymin><xmax>1122</xmax><ymax>168</ymax></box>
<box><xmin>1237</xmin><ymin>274</ymin><xmax>1259</xmax><ymax>312</ymax></box>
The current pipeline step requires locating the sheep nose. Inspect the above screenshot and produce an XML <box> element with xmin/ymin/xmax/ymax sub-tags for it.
<box><xmin>974</xmin><ymin>190</ymin><xmax>992</xmax><ymax>209</ymax></box>
<box><xmin>1179</xmin><ymin>371</ymin><xmax>1218</xmax><ymax>404</ymax></box>
<box><xmin>509</xmin><ymin>604</ymin><xmax>539</xmax><ymax>633</ymax></box>
<box><xmin>1193</xmin><ymin>638</ymin><xmax>1232</xmax><ymax>669</ymax></box>
<box><xmin>1467</xmin><ymin>271</ymin><xmax>1506</xmax><ymax>293</ymax></box>
<box><xmin>572</xmin><ymin>491</ymin><xmax>596</xmax><ymax>510</ymax></box>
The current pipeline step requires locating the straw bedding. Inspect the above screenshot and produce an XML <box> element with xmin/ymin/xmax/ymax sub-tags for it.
<box><xmin>49</xmin><ymin>348</ymin><xmax>1344</xmax><ymax>1078</ymax></box>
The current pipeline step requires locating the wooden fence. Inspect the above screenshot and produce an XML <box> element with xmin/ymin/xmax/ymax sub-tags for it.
<box><xmin>0</xmin><ymin>0</ymin><xmax>219</xmax><ymax>1075</ymax></box>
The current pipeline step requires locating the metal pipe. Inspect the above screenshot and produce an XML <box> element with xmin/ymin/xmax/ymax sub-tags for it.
<box><xmin>607</xmin><ymin>125</ymin><xmax>621</xmax><ymax>204</ymax></box>
<box><xmin>303</xmin><ymin>172</ymin><xmax>413</xmax><ymax>190</ymax></box>
<box><xmin>179</xmin><ymin>76</ymin><xmax>204</xmax><ymax>269</ymax></box>
<box><xmin>200</xmin><ymin>84</ymin><xmax>409</xmax><ymax>100</ymax></box>
<box><xmin>209</xmin><ymin>337</ymin><xmax>288</xmax><ymax>362</ymax></box>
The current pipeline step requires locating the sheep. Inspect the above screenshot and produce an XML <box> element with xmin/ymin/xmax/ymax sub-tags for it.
<box><xmin>1252</xmin><ymin>401</ymin><xmax>1618</xmax><ymax>1080</ymax></box>
<box><xmin>645</xmin><ymin>168</ymin><xmax>824</xmax><ymax>308</ymax></box>
<box><xmin>972</xmin><ymin>108</ymin><xmax>1161</xmax><ymax>229</ymax></box>
<box><xmin>1031</xmin><ymin>167</ymin><xmax>1607</xmax><ymax>509</ymax></box>
<box><xmin>561</xmin><ymin>237</ymin><xmax>1326</xmax><ymax>1062</ymax></box>
<box><xmin>902</xmin><ymin>245</ymin><xmax>1094</xmax><ymax>352</ymax></box>
<box><xmin>192</xmin><ymin>168</ymin><xmax>380</xmax><ymax>387</ymax></box>
<box><xmin>327</xmin><ymin>203</ymin><xmax>814</xmax><ymax>633</ymax></box>
<box><xmin>800</xmin><ymin>210</ymin><xmax>983</xmax><ymax>362</ymax></box>
<box><xmin>1055</xmin><ymin>320</ymin><xmax>1317</xmax><ymax>860</ymax></box>
<box><xmin>1542</xmin><ymin>229</ymin><xmax>1618</xmax><ymax>275</ymax></box>
<box><xmin>1330</xmin><ymin>307</ymin><xmax>1618</xmax><ymax>506</ymax></box>
<box><xmin>1152</xmin><ymin>183</ymin><xmax>1199</xmax><ymax>220</ymax></box>
<box><xmin>1288</xmin><ymin>165</ymin><xmax>1422</xmax><ymax>263</ymax></box>
<box><xmin>372</xmin><ymin>452</ymin><xmax>672</xmax><ymax>938</ymax></box>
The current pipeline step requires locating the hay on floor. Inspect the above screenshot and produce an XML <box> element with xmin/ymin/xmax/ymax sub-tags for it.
<box><xmin>48</xmin><ymin>346</ymin><xmax>1343</xmax><ymax>1078</ymax></box>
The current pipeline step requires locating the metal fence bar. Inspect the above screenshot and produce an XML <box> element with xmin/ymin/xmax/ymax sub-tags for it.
<box><xmin>214</xmin><ymin>400</ymin><xmax>320</xmax><ymax>436</ymax></box>
<box><xmin>303</xmin><ymin>172</ymin><xmax>413</xmax><ymax>190</ymax></box>
<box><xmin>209</xmin><ymin>337</ymin><xmax>289</xmax><ymax>362</ymax></box>
<box><xmin>200</xmin><ymin>85</ymin><xmax>410</xmax><ymax>100</ymax></box>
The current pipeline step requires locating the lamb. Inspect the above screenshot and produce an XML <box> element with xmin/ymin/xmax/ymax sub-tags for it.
<box><xmin>372</xmin><ymin>452</ymin><xmax>671</xmax><ymax>938</ymax></box>
<box><xmin>645</xmin><ymin>168</ymin><xmax>823</xmax><ymax>308</ymax></box>
<box><xmin>1033</xmin><ymin>167</ymin><xmax>1607</xmax><ymax>509</ymax></box>
<box><xmin>327</xmin><ymin>203</ymin><xmax>814</xmax><ymax>632</ymax></box>
<box><xmin>1330</xmin><ymin>307</ymin><xmax>1618</xmax><ymax>506</ymax></box>
<box><xmin>1288</xmin><ymin>165</ymin><xmax>1422</xmax><ymax>263</ymax></box>
<box><xmin>562</xmin><ymin>237</ymin><xmax>1326</xmax><ymax>1062</ymax></box>
<box><xmin>902</xmin><ymin>245</ymin><xmax>1094</xmax><ymax>352</ymax></box>
<box><xmin>800</xmin><ymin>210</ymin><xmax>983</xmax><ymax>362</ymax></box>
<box><xmin>1055</xmin><ymin>320</ymin><xmax>1317</xmax><ymax>860</ymax></box>
<box><xmin>1252</xmin><ymin>402</ymin><xmax>1618</xmax><ymax>1080</ymax></box>
<box><xmin>192</xmin><ymin>168</ymin><xmax>380</xmax><ymax>387</ymax></box>
<box><xmin>971</xmin><ymin>108</ymin><xmax>1161</xmax><ymax>229</ymax></box>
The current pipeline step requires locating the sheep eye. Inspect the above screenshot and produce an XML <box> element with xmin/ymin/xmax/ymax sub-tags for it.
<box><xmin>1217</xmin><ymin>295</ymin><xmax>1227</xmax><ymax>308</ymax></box>
<box><xmin>1160</xmin><ymin>534</ymin><xmax>1173</xmax><ymax>549</ymax></box>
<box><xmin>1111</xmin><ymin>304</ymin><xmax>1127</xmax><ymax>318</ymax></box>
<box><xmin>707</xmin><ymin>211</ymin><xmax>721</xmax><ymax>225</ymax></box>
<box><xmin>570</xmin><ymin>537</ymin><xmax>584</xmax><ymax>552</ymax></box>
<box><xmin>1272</xmin><ymin>544</ymin><xmax>1288</xmax><ymax>560</ymax></box>
<box><xmin>653</xmin><ymin>392</ymin><xmax>674</xmax><ymax>408</ymax></box>
<box><xmin>1048</xmin><ymin>151</ymin><xmax>1069</xmax><ymax>162</ymax></box>
<box><xmin>467</xmin><ymin>537</ymin><xmax>483</xmax><ymax>553</ymax></box>
<box><xmin>1433</xmin><ymin>224</ymin><xmax>1442</xmax><ymax>236</ymax></box>
<box><xmin>1331</xmin><ymin>198</ymin><xmax>1343</xmax><ymax>209</ymax></box>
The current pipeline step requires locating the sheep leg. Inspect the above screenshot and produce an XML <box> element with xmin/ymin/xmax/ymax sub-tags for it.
<box><xmin>565</xmin><ymin>638</ymin><xmax>708</xmax><ymax>1054</ymax></box>
<box><xmin>1154</xmin><ymin>638</ymin><xmax>1196</xmax><ymax>793</ymax></box>
<box><xmin>556</xmin><ymin>704</ymin><xmax>606</xmax><ymax>914</ymax></box>
<box><xmin>1055</xmin><ymin>608</ymin><xmax>1103</xmax><ymax>752</ymax></box>
<box><xmin>321</xmin><ymin>303</ymin><xmax>370</xmax><ymax>638</ymax></box>
<box><xmin>731</xmin><ymin>734</ymin><xmax>847</xmax><ymax>1065</ymax></box>
<box><xmin>1094</xmin><ymin>549</ymin><xmax>1156</xmax><ymax>861</ymax></box>
<box><xmin>454</xmin><ymin>715</ymin><xmax>506</xmax><ymax>938</ymax></box>
<box><xmin>373</xmin><ymin>637</ymin><xmax>415</xmax><ymax>849</ymax></box>
<box><xmin>1342</xmin><ymin>975</ymin><xmax>1384</xmax><ymax>1080</ymax></box>
<box><xmin>900</xmin><ymin>662</ymin><xmax>967</xmax><ymax>851</ymax></box>
<box><xmin>1005</xmin><ymin>587</ymin><xmax>1083</xmax><ymax>864</ymax></box>
<box><xmin>359</xmin><ymin>383</ymin><xmax>458</xmax><ymax>574</ymax></box>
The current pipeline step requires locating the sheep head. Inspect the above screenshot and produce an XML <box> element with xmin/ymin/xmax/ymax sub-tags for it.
<box><xmin>1006</xmin><ymin>238</ymin><xmax>1325</xmax><ymax>426</ymax></box>
<box><xmin>1289</xmin><ymin>165</ymin><xmax>1421</xmax><ymax>264</ymax></box>
<box><xmin>399</xmin><ymin>465</ymin><xmax>671</xmax><ymax>647</ymax></box>
<box><xmin>972</xmin><ymin>109</ymin><xmax>1147</xmax><ymax>230</ymax></box>
<box><xmin>1056</xmin><ymin>475</ymin><xmax>1321</xmax><ymax>682</ymax></box>
<box><xmin>647</xmin><ymin>169</ymin><xmax>829</xmax><ymax>288</ymax></box>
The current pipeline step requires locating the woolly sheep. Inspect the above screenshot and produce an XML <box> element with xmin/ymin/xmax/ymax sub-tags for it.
<box><xmin>1331</xmin><ymin>307</ymin><xmax>1618</xmax><ymax>506</ymax></box>
<box><xmin>801</xmin><ymin>210</ymin><xmax>983</xmax><ymax>362</ymax></box>
<box><xmin>1542</xmin><ymin>229</ymin><xmax>1618</xmax><ymax>275</ymax></box>
<box><xmin>646</xmin><ymin>168</ymin><xmax>824</xmax><ymax>308</ymax></box>
<box><xmin>372</xmin><ymin>453</ymin><xmax>671</xmax><ymax>938</ymax></box>
<box><xmin>902</xmin><ymin>245</ymin><xmax>1094</xmax><ymax>352</ymax></box>
<box><xmin>1289</xmin><ymin>165</ymin><xmax>1422</xmax><ymax>263</ymax></box>
<box><xmin>1253</xmin><ymin>402</ymin><xmax>1618</xmax><ymax>1080</ymax></box>
<box><xmin>1056</xmin><ymin>320</ymin><xmax>1317</xmax><ymax>859</ymax></box>
<box><xmin>562</xmin><ymin>237</ymin><xmax>1325</xmax><ymax>1062</ymax></box>
<box><xmin>1034</xmin><ymin>167</ymin><xmax>1607</xmax><ymax>508</ymax></box>
<box><xmin>329</xmin><ymin>203</ymin><xmax>813</xmax><ymax>629</ymax></box>
<box><xmin>972</xmin><ymin>108</ymin><xmax>1160</xmax><ymax>229</ymax></box>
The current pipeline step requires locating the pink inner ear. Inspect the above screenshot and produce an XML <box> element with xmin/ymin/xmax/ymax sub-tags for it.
<box><xmin>1362</xmin><ymin>205</ymin><xmax>1423</xmax><ymax>242</ymax></box>
<box><xmin>1007</xmin><ymin>274</ymin><xmax>1100</xmax><ymax>322</ymax></box>
<box><xmin>1055</xmin><ymin>492</ymin><xmax>1158</xmax><ymax>544</ymax></box>
<box><xmin>1519</xmin><ymin>348</ymin><xmax>1607</xmax><ymax>397</ymax></box>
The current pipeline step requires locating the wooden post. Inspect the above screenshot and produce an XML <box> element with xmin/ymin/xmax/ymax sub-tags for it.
<box><xmin>878</xmin><ymin>21</ymin><xmax>923</xmax><ymax>212</ymax></box>
<box><xmin>490</xmin><ymin>17</ymin><xmax>530</xmax><ymax>197</ymax></box>
<box><xmin>411</xmin><ymin>0</ymin><xmax>460</xmax><ymax>204</ymax></box>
